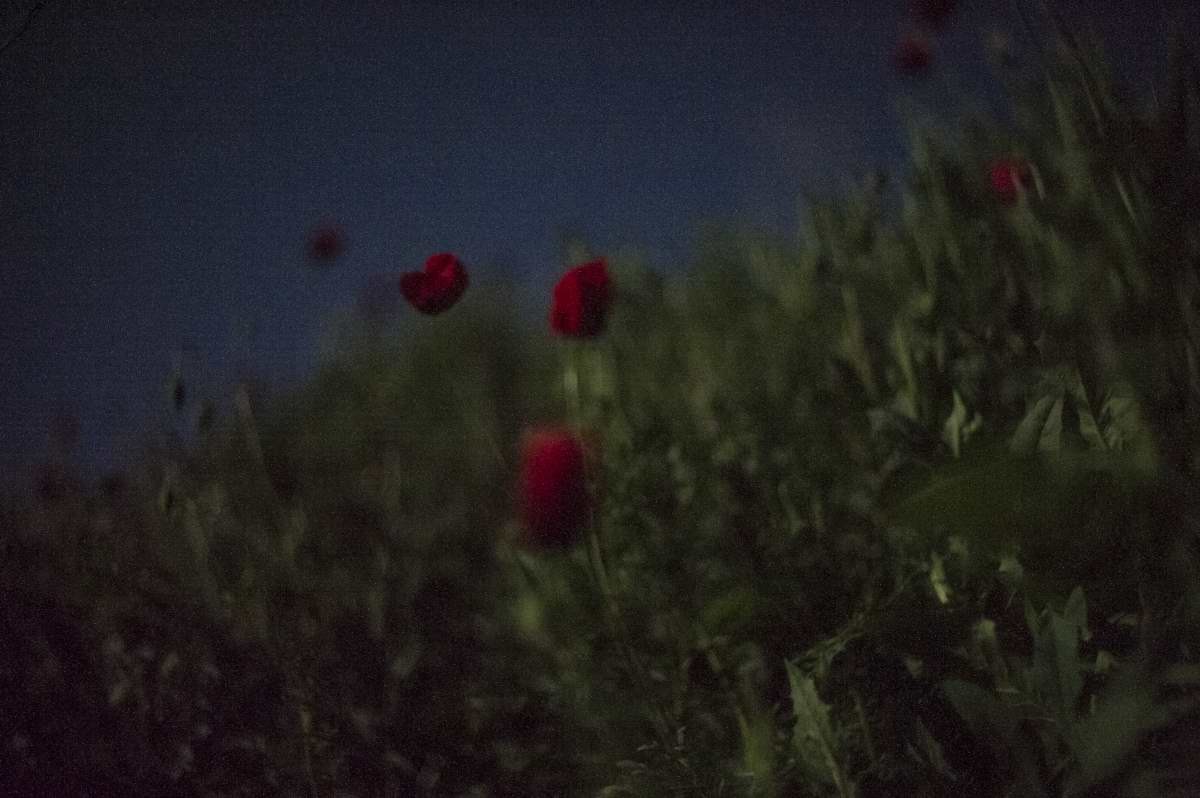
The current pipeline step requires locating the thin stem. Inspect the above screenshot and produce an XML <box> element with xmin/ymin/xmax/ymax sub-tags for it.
<box><xmin>853</xmin><ymin>689</ymin><xmax>878</xmax><ymax>769</ymax></box>
<box><xmin>564</xmin><ymin>343</ymin><xmax>675</xmax><ymax>748</ymax></box>
<box><xmin>295</xmin><ymin>684</ymin><xmax>319</xmax><ymax>798</ymax></box>
<box><xmin>693</xmin><ymin>620</ymin><xmax>752</xmax><ymax>747</ymax></box>
<box><xmin>564</xmin><ymin>346</ymin><xmax>582</xmax><ymax>425</ymax></box>
<box><xmin>234</xmin><ymin>383</ymin><xmax>293</xmax><ymax>528</ymax></box>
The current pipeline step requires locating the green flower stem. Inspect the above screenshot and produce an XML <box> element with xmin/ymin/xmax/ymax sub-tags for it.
<box><xmin>564</xmin><ymin>343</ymin><xmax>583</xmax><ymax>424</ymax></box>
<box><xmin>693</xmin><ymin>620</ymin><xmax>753</xmax><ymax>756</ymax></box>
<box><xmin>564</xmin><ymin>342</ymin><xmax>674</xmax><ymax>748</ymax></box>
<box><xmin>449</xmin><ymin>372</ymin><xmax>507</xmax><ymax>471</ymax></box>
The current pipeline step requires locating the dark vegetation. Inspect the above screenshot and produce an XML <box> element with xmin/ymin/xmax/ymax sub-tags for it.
<box><xmin>4</xmin><ymin>14</ymin><xmax>1200</xmax><ymax>797</ymax></box>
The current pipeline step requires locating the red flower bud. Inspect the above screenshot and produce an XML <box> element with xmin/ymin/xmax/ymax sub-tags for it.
<box><xmin>894</xmin><ymin>35</ymin><xmax>932</xmax><ymax>75</ymax></box>
<box><xmin>518</xmin><ymin>428</ymin><xmax>590</xmax><ymax>549</ymax></box>
<box><xmin>550</xmin><ymin>258</ymin><xmax>612</xmax><ymax>338</ymax></box>
<box><xmin>989</xmin><ymin>158</ymin><xmax>1030</xmax><ymax>205</ymax></box>
<box><xmin>400</xmin><ymin>252</ymin><xmax>469</xmax><ymax>315</ymax></box>
<box><xmin>307</xmin><ymin>224</ymin><xmax>346</xmax><ymax>263</ymax></box>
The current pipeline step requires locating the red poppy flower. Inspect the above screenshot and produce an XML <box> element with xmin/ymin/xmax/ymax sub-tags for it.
<box><xmin>400</xmin><ymin>252</ymin><xmax>469</xmax><ymax>315</ymax></box>
<box><xmin>307</xmin><ymin>224</ymin><xmax>346</xmax><ymax>262</ymax></box>
<box><xmin>550</xmin><ymin>258</ymin><xmax>612</xmax><ymax>338</ymax></box>
<box><xmin>909</xmin><ymin>0</ymin><xmax>956</xmax><ymax>29</ymax></box>
<box><xmin>989</xmin><ymin>158</ymin><xmax>1030</xmax><ymax>205</ymax></box>
<box><xmin>894</xmin><ymin>35</ymin><xmax>932</xmax><ymax>75</ymax></box>
<box><xmin>518</xmin><ymin>428</ymin><xmax>590</xmax><ymax>549</ymax></box>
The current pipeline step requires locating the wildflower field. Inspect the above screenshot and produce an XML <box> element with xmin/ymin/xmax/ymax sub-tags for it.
<box><xmin>4</xmin><ymin>12</ymin><xmax>1200</xmax><ymax>798</ymax></box>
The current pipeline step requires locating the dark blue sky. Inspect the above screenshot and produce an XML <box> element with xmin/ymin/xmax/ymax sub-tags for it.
<box><xmin>1</xmin><ymin>1</ymin><xmax>1194</xmax><ymax>479</ymax></box>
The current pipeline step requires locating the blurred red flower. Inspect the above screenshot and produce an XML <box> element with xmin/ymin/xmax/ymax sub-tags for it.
<box><xmin>989</xmin><ymin>158</ymin><xmax>1030</xmax><ymax>204</ymax></box>
<box><xmin>518</xmin><ymin>428</ymin><xmax>590</xmax><ymax>549</ymax></box>
<box><xmin>307</xmin><ymin>224</ymin><xmax>346</xmax><ymax>262</ymax></box>
<box><xmin>400</xmin><ymin>252</ymin><xmax>469</xmax><ymax>315</ymax></box>
<box><xmin>910</xmin><ymin>0</ymin><xmax>956</xmax><ymax>29</ymax></box>
<box><xmin>894</xmin><ymin>35</ymin><xmax>932</xmax><ymax>75</ymax></box>
<box><xmin>550</xmin><ymin>258</ymin><xmax>612</xmax><ymax>338</ymax></box>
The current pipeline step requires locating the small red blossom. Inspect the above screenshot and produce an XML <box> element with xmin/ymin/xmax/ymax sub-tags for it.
<box><xmin>550</xmin><ymin>258</ymin><xmax>612</xmax><ymax>338</ymax></box>
<box><xmin>909</xmin><ymin>0</ymin><xmax>957</xmax><ymax>29</ymax></box>
<box><xmin>307</xmin><ymin>224</ymin><xmax>346</xmax><ymax>262</ymax></box>
<box><xmin>400</xmin><ymin>252</ymin><xmax>469</xmax><ymax>315</ymax></box>
<box><xmin>989</xmin><ymin>158</ymin><xmax>1030</xmax><ymax>205</ymax></box>
<box><xmin>894</xmin><ymin>35</ymin><xmax>932</xmax><ymax>75</ymax></box>
<box><xmin>518</xmin><ymin>428</ymin><xmax>590</xmax><ymax>549</ymax></box>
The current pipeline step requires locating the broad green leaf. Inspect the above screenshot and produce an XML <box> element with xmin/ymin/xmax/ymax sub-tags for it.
<box><xmin>887</xmin><ymin>443</ymin><xmax>1052</xmax><ymax>551</ymax></box>
<box><xmin>888</xmin><ymin>445</ymin><xmax>1152</xmax><ymax>593</ymax></box>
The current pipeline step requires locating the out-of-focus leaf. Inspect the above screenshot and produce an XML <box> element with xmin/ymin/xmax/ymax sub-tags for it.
<box><xmin>796</xmin><ymin>612</ymin><xmax>869</xmax><ymax>683</ymax></box>
<box><xmin>1032</xmin><ymin>612</ymin><xmax>1084</xmax><ymax>726</ymax></box>
<box><xmin>930</xmin><ymin>551</ymin><xmax>951</xmax><ymax>605</ymax></box>
<box><xmin>1099</xmin><ymin>391</ymin><xmax>1141</xmax><ymax>452</ymax></box>
<box><xmin>1066</xmin><ymin>662</ymin><xmax>1200</xmax><ymax>797</ymax></box>
<box><xmin>1063</xmin><ymin>586</ymin><xmax>1089</xmax><ymax>641</ymax></box>
<box><xmin>913</xmin><ymin>717</ymin><xmax>955</xmax><ymax>779</ymax></box>
<box><xmin>998</xmin><ymin>554</ymin><xmax>1024</xmax><ymax>594</ymax></box>
<box><xmin>970</xmin><ymin>618</ymin><xmax>1011</xmax><ymax>690</ymax></box>
<box><xmin>1038</xmin><ymin>396</ymin><xmax>1064</xmax><ymax>453</ymax></box>
<box><xmin>739</xmin><ymin>693</ymin><xmax>778</xmax><ymax>797</ymax></box>
<box><xmin>785</xmin><ymin>661</ymin><xmax>850</xmax><ymax>796</ymax></box>
<box><xmin>888</xmin><ymin>444</ymin><xmax>1150</xmax><ymax>592</ymax></box>
<box><xmin>1065</xmin><ymin>371</ymin><xmax>1105</xmax><ymax>450</ymax></box>
<box><xmin>887</xmin><ymin>443</ymin><xmax>1043</xmax><ymax>548</ymax></box>
<box><xmin>941</xmin><ymin>389</ymin><xmax>981</xmax><ymax>459</ymax></box>
<box><xmin>702</xmin><ymin>585</ymin><xmax>757</xmax><ymax>636</ymax></box>
<box><xmin>942</xmin><ymin>679</ymin><xmax>1050</xmax><ymax>798</ymax></box>
<box><xmin>1010</xmin><ymin>394</ymin><xmax>1061</xmax><ymax>455</ymax></box>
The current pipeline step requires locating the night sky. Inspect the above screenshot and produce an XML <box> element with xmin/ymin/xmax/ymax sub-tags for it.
<box><xmin>1</xmin><ymin>1</ymin><xmax>1195</xmax><ymax>479</ymax></box>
